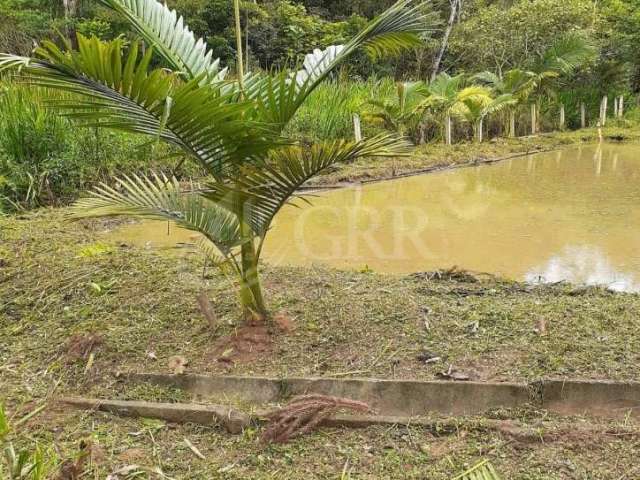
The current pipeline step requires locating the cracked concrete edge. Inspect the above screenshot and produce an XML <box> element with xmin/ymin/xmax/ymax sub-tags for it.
<box><xmin>127</xmin><ymin>374</ymin><xmax>640</xmax><ymax>419</ymax></box>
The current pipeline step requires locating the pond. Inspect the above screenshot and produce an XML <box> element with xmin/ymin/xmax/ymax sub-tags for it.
<box><xmin>105</xmin><ymin>143</ymin><xmax>640</xmax><ymax>291</ymax></box>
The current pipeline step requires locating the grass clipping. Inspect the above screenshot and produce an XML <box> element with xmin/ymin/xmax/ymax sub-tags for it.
<box><xmin>261</xmin><ymin>395</ymin><xmax>371</xmax><ymax>444</ymax></box>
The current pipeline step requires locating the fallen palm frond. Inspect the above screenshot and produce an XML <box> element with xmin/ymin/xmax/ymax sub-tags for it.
<box><xmin>450</xmin><ymin>459</ymin><xmax>501</xmax><ymax>480</ymax></box>
<box><xmin>260</xmin><ymin>395</ymin><xmax>370</xmax><ymax>444</ymax></box>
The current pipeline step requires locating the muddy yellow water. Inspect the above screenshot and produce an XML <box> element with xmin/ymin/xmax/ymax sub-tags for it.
<box><xmin>105</xmin><ymin>144</ymin><xmax>640</xmax><ymax>291</ymax></box>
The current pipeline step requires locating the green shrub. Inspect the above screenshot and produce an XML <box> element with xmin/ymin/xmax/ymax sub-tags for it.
<box><xmin>0</xmin><ymin>81</ymin><xmax>200</xmax><ymax>211</ymax></box>
<box><xmin>286</xmin><ymin>76</ymin><xmax>395</xmax><ymax>142</ymax></box>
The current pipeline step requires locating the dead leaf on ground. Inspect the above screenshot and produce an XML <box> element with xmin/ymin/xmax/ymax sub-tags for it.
<box><xmin>536</xmin><ymin>317</ymin><xmax>548</xmax><ymax>336</ymax></box>
<box><xmin>168</xmin><ymin>355</ymin><xmax>189</xmax><ymax>374</ymax></box>
<box><xmin>65</xmin><ymin>333</ymin><xmax>104</xmax><ymax>361</ymax></box>
<box><xmin>436</xmin><ymin>365</ymin><xmax>471</xmax><ymax>381</ymax></box>
<box><xmin>117</xmin><ymin>448</ymin><xmax>147</xmax><ymax>463</ymax></box>
<box><xmin>56</xmin><ymin>440</ymin><xmax>92</xmax><ymax>480</ymax></box>
<box><xmin>274</xmin><ymin>312</ymin><xmax>295</xmax><ymax>332</ymax></box>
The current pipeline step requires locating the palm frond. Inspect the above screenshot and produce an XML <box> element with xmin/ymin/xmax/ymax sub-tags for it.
<box><xmin>203</xmin><ymin>134</ymin><xmax>412</xmax><ymax>236</ymax></box>
<box><xmin>71</xmin><ymin>172</ymin><xmax>245</xmax><ymax>255</ymax></box>
<box><xmin>0</xmin><ymin>36</ymin><xmax>275</xmax><ymax>175</ymax></box>
<box><xmin>451</xmin><ymin>460</ymin><xmax>501</xmax><ymax>480</ymax></box>
<box><xmin>539</xmin><ymin>32</ymin><xmax>595</xmax><ymax>75</ymax></box>
<box><xmin>247</xmin><ymin>0</ymin><xmax>436</xmax><ymax>132</ymax></box>
<box><xmin>96</xmin><ymin>0</ymin><xmax>226</xmax><ymax>83</ymax></box>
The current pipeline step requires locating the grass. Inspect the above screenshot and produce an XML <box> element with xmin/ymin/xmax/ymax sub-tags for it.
<box><xmin>1</xmin><ymin>207</ymin><xmax>639</xmax><ymax>478</ymax></box>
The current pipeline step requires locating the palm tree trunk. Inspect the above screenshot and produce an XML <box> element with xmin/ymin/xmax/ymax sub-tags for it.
<box><xmin>600</xmin><ymin>95</ymin><xmax>608</xmax><ymax>126</ymax></box>
<box><xmin>239</xmin><ymin>234</ymin><xmax>267</xmax><ymax>319</ymax></box>
<box><xmin>580</xmin><ymin>102</ymin><xmax>586</xmax><ymax>128</ymax></box>
<box><xmin>509</xmin><ymin>110</ymin><xmax>516</xmax><ymax>138</ymax></box>
<box><xmin>530</xmin><ymin>103</ymin><xmax>537</xmax><ymax>135</ymax></box>
<box><xmin>430</xmin><ymin>0</ymin><xmax>460</xmax><ymax>81</ymax></box>
<box><xmin>614</xmin><ymin>97</ymin><xmax>618</xmax><ymax>117</ymax></box>
<box><xmin>559</xmin><ymin>103</ymin><xmax>565</xmax><ymax>130</ymax></box>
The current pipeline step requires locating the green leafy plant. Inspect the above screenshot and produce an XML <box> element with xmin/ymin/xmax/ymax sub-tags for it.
<box><xmin>0</xmin><ymin>0</ymin><xmax>435</xmax><ymax>320</ymax></box>
<box><xmin>0</xmin><ymin>405</ymin><xmax>56</xmax><ymax>480</ymax></box>
<box><xmin>364</xmin><ymin>80</ymin><xmax>427</xmax><ymax>144</ymax></box>
<box><xmin>421</xmin><ymin>74</ymin><xmax>488</xmax><ymax>145</ymax></box>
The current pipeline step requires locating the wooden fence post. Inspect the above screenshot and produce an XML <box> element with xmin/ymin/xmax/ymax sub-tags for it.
<box><xmin>353</xmin><ymin>114</ymin><xmax>362</xmax><ymax>142</ymax></box>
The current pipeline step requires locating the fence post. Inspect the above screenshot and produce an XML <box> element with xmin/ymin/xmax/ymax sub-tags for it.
<box><xmin>353</xmin><ymin>114</ymin><xmax>362</xmax><ymax>142</ymax></box>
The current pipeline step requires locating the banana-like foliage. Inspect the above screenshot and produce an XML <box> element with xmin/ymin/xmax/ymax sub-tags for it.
<box><xmin>450</xmin><ymin>460</ymin><xmax>501</xmax><ymax>480</ymax></box>
<box><xmin>96</xmin><ymin>0</ymin><xmax>226</xmax><ymax>83</ymax></box>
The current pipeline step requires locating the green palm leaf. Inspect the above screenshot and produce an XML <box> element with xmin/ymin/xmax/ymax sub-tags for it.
<box><xmin>0</xmin><ymin>36</ymin><xmax>274</xmax><ymax>175</ymax></box>
<box><xmin>96</xmin><ymin>0</ymin><xmax>226</xmax><ymax>83</ymax></box>
<box><xmin>248</xmin><ymin>0</ymin><xmax>436</xmax><ymax>132</ymax></box>
<box><xmin>203</xmin><ymin>134</ymin><xmax>412</xmax><ymax>236</ymax></box>
<box><xmin>451</xmin><ymin>460</ymin><xmax>501</xmax><ymax>480</ymax></box>
<box><xmin>539</xmin><ymin>32</ymin><xmax>595</xmax><ymax>76</ymax></box>
<box><xmin>71</xmin><ymin>173</ymin><xmax>245</xmax><ymax>255</ymax></box>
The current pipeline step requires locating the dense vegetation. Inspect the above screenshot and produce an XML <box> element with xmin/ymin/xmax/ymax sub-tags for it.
<box><xmin>0</xmin><ymin>0</ymin><xmax>638</xmax><ymax>210</ymax></box>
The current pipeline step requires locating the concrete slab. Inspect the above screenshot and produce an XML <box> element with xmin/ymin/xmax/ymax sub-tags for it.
<box><xmin>130</xmin><ymin>374</ymin><xmax>531</xmax><ymax>416</ymax></box>
<box><xmin>540</xmin><ymin>379</ymin><xmax>640</xmax><ymax>418</ymax></box>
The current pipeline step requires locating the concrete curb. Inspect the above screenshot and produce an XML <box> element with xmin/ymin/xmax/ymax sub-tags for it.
<box><xmin>129</xmin><ymin>374</ymin><xmax>640</xmax><ymax>419</ymax></box>
<box><xmin>130</xmin><ymin>373</ymin><xmax>530</xmax><ymax>417</ymax></box>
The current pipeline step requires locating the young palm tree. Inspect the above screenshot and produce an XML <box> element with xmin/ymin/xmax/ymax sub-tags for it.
<box><xmin>421</xmin><ymin>73</ymin><xmax>487</xmax><ymax>145</ymax></box>
<box><xmin>364</xmin><ymin>81</ymin><xmax>427</xmax><ymax>144</ymax></box>
<box><xmin>475</xmin><ymin>33</ymin><xmax>594</xmax><ymax>136</ymax></box>
<box><xmin>458</xmin><ymin>89</ymin><xmax>516</xmax><ymax>142</ymax></box>
<box><xmin>0</xmin><ymin>0</ymin><xmax>436</xmax><ymax>320</ymax></box>
<box><xmin>473</xmin><ymin>69</ymin><xmax>537</xmax><ymax>137</ymax></box>
<box><xmin>528</xmin><ymin>32</ymin><xmax>595</xmax><ymax>134</ymax></box>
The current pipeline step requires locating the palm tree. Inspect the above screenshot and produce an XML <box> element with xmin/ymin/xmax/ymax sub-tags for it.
<box><xmin>421</xmin><ymin>73</ymin><xmax>487</xmax><ymax>145</ymax></box>
<box><xmin>0</xmin><ymin>0</ymin><xmax>435</xmax><ymax>320</ymax></box>
<box><xmin>473</xmin><ymin>69</ymin><xmax>537</xmax><ymax>137</ymax></box>
<box><xmin>528</xmin><ymin>32</ymin><xmax>595</xmax><ymax>134</ymax></box>
<box><xmin>364</xmin><ymin>81</ymin><xmax>427</xmax><ymax>144</ymax></box>
<box><xmin>458</xmin><ymin>89</ymin><xmax>516</xmax><ymax>142</ymax></box>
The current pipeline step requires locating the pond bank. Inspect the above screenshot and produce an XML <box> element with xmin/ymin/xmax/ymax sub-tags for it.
<box><xmin>309</xmin><ymin>126</ymin><xmax>640</xmax><ymax>187</ymax></box>
<box><xmin>1</xmin><ymin>210</ymin><xmax>639</xmax><ymax>478</ymax></box>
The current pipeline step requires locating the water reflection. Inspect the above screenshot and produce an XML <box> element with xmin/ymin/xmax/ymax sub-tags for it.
<box><xmin>525</xmin><ymin>246</ymin><xmax>639</xmax><ymax>292</ymax></box>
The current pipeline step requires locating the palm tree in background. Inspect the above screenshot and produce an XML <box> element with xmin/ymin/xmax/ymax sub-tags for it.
<box><xmin>421</xmin><ymin>73</ymin><xmax>488</xmax><ymax>145</ymax></box>
<box><xmin>0</xmin><ymin>0</ymin><xmax>436</xmax><ymax>321</ymax></box>
<box><xmin>364</xmin><ymin>81</ymin><xmax>426</xmax><ymax>144</ymax></box>
<box><xmin>473</xmin><ymin>69</ymin><xmax>537</xmax><ymax>137</ymax></box>
<box><xmin>458</xmin><ymin>89</ymin><xmax>516</xmax><ymax>142</ymax></box>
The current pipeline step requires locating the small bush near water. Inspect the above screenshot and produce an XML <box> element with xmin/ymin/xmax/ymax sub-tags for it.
<box><xmin>0</xmin><ymin>81</ymin><xmax>197</xmax><ymax>212</ymax></box>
